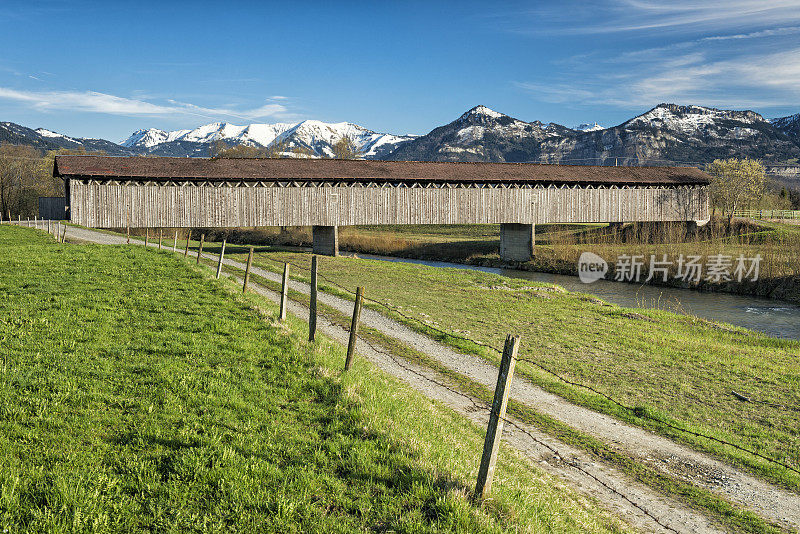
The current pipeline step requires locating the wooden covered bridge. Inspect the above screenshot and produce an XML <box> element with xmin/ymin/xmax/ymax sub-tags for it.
<box><xmin>54</xmin><ymin>156</ymin><xmax>710</xmax><ymax>261</ymax></box>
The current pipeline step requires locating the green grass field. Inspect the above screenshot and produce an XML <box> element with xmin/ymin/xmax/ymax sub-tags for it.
<box><xmin>219</xmin><ymin>247</ymin><xmax>800</xmax><ymax>493</ymax></box>
<box><xmin>0</xmin><ymin>225</ymin><xmax>628</xmax><ymax>533</ymax></box>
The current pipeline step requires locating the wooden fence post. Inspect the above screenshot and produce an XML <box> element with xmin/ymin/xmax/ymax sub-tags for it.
<box><xmin>47</xmin><ymin>219</ymin><xmax>51</xmax><ymax>234</ymax></box>
<box><xmin>196</xmin><ymin>233</ymin><xmax>205</xmax><ymax>264</ymax></box>
<box><xmin>279</xmin><ymin>262</ymin><xmax>289</xmax><ymax>321</ymax></box>
<box><xmin>474</xmin><ymin>334</ymin><xmax>520</xmax><ymax>502</ymax></box>
<box><xmin>158</xmin><ymin>229</ymin><xmax>163</xmax><ymax>250</ymax></box>
<box><xmin>127</xmin><ymin>225</ymin><xmax>130</xmax><ymax>244</ymax></box>
<box><xmin>184</xmin><ymin>230</ymin><xmax>191</xmax><ymax>257</ymax></box>
<box><xmin>242</xmin><ymin>246</ymin><xmax>254</xmax><ymax>293</ymax></box>
<box><xmin>144</xmin><ymin>229</ymin><xmax>149</xmax><ymax>247</ymax></box>
<box><xmin>215</xmin><ymin>238</ymin><xmax>226</xmax><ymax>279</ymax></box>
<box><xmin>345</xmin><ymin>286</ymin><xmax>364</xmax><ymax>370</ymax></box>
<box><xmin>60</xmin><ymin>225</ymin><xmax>67</xmax><ymax>243</ymax></box>
<box><xmin>173</xmin><ymin>230</ymin><xmax>178</xmax><ymax>253</ymax></box>
<box><xmin>309</xmin><ymin>255</ymin><xmax>318</xmax><ymax>342</ymax></box>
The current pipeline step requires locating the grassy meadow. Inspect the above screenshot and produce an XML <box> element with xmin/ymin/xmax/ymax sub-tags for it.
<box><xmin>0</xmin><ymin>225</ymin><xmax>629</xmax><ymax>533</ymax></box>
<box><xmin>218</xmin><ymin>246</ymin><xmax>800</xmax><ymax>493</ymax></box>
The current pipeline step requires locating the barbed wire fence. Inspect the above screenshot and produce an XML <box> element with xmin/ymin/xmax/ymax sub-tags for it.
<box><xmin>208</xmin><ymin>248</ymin><xmax>800</xmax><ymax>478</ymax></box>
<box><xmin>8</xmin><ymin>219</ymin><xmax>799</xmax><ymax>530</ymax></box>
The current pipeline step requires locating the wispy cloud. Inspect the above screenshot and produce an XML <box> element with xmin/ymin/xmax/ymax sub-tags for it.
<box><xmin>700</xmin><ymin>25</ymin><xmax>800</xmax><ymax>41</ymax></box>
<box><xmin>548</xmin><ymin>0</ymin><xmax>800</xmax><ymax>34</ymax></box>
<box><xmin>512</xmin><ymin>0</ymin><xmax>800</xmax><ymax>111</ymax></box>
<box><xmin>503</xmin><ymin>0</ymin><xmax>800</xmax><ymax>43</ymax></box>
<box><xmin>516</xmin><ymin>47</ymin><xmax>800</xmax><ymax>109</ymax></box>
<box><xmin>0</xmin><ymin>87</ymin><xmax>291</xmax><ymax>121</ymax></box>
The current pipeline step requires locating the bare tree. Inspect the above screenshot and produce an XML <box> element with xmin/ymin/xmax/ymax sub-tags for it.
<box><xmin>330</xmin><ymin>136</ymin><xmax>363</xmax><ymax>159</ymax></box>
<box><xmin>706</xmin><ymin>158</ymin><xmax>766</xmax><ymax>225</ymax></box>
<box><xmin>211</xmin><ymin>138</ymin><xmax>313</xmax><ymax>159</ymax></box>
<box><xmin>0</xmin><ymin>144</ymin><xmax>41</xmax><ymax>217</ymax></box>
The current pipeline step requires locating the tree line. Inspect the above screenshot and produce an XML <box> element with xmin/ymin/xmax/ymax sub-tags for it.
<box><xmin>0</xmin><ymin>144</ymin><xmax>107</xmax><ymax>220</ymax></box>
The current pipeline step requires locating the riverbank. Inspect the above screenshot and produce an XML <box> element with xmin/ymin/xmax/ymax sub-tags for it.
<box><xmin>354</xmin><ymin>253</ymin><xmax>800</xmax><ymax>340</ymax></box>
<box><xmin>186</xmin><ymin>221</ymin><xmax>800</xmax><ymax>305</ymax></box>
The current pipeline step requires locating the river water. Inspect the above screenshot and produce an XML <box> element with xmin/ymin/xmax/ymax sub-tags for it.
<box><xmin>357</xmin><ymin>254</ymin><xmax>800</xmax><ymax>341</ymax></box>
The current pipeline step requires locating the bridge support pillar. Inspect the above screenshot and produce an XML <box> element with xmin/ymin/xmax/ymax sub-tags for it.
<box><xmin>312</xmin><ymin>225</ymin><xmax>339</xmax><ymax>256</ymax></box>
<box><xmin>500</xmin><ymin>223</ymin><xmax>534</xmax><ymax>263</ymax></box>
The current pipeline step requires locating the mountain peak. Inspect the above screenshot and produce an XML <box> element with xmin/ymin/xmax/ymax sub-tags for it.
<box><xmin>460</xmin><ymin>105</ymin><xmax>506</xmax><ymax>120</ymax></box>
<box><xmin>575</xmin><ymin>122</ymin><xmax>603</xmax><ymax>132</ymax></box>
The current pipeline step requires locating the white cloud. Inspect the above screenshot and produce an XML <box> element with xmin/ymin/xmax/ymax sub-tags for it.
<box><xmin>0</xmin><ymin>87</ymin><xmax>290</xmax><ymax>121</ymax></box>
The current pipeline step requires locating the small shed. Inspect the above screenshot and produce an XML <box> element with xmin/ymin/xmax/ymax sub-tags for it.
<box><xmin>38</xmin><ymin>196</ymin><xmax>67</xmax><ymax>220</ymax></box>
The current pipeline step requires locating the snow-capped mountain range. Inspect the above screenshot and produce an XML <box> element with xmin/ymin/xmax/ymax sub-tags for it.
<box><xmin>3</xmin><ymin>104</ymin><xmax>800</xmax><ymax>165</ymax></box>
<box><xmin>122</xmin><ymin>120</ymin><xmax>416</xmax><ymax>159</ymax></box>
<box><xmin>388</xmin><ymin>104</ymin><xmax>800</xmax><ymax>165</ymax></box>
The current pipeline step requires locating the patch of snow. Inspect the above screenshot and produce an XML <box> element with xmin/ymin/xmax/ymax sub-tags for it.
<box><xmin>35</xmin><ymin>128</ymin><xmax>82</xmax><ymax>144</ymax></box>
<box><xmin>459</xmin><ymin>105</ymin><xmax>506</xmax><ymax>121</ymax></box>
<box><xmin>575</xmin><ymin>122</ymin><xmax>604</xmax><ymax>132</ymax></box>
<box><xmin>456</xmin><ymin>125</ymin><xmax>486</xmax><ymax>142</ymax></box>
<box><xmin>36</xmin><ymin>128</ymin><xmax>65</xmax><ymax>138</ymax></box>
<box><xmin>628</xmin><ymin>104</ymin><xmax>767</xmax><ymax>135</ymax></box>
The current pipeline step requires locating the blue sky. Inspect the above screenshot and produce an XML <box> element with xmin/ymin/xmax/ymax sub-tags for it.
<box><xmin>2</xmin><ymin>0</ymin><xmax>799</xmax><ymax>142</ymax></box>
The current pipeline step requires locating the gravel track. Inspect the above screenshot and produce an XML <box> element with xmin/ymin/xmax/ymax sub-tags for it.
<box><xmin>53</xmin><ymin>224</ymin><xmax>800</xmax><ymax>532</ymax></box>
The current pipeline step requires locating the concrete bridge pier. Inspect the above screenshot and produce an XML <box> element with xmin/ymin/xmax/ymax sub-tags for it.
<box><xmin>500</xmin><ymin>223</ymin><xmax>534</xmax><ymax>262</ymax></box>
<box><xmin>312</xmin><ymin>225</ymin><xmax>339</xmax><ymax>256</ymax></box>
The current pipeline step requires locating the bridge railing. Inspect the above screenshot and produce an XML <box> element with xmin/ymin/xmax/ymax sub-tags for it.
<box><xmin>734</xmin><ymin>209</ymin><xmax>800</xmax><ymax>220</ymax></box>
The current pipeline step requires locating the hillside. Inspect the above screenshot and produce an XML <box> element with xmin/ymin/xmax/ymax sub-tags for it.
<box><xmin>772</xmin><ymin>113</ymin><xmax>800</xmax><ymax>145</ymax></box>
<box><xmin>0</xmin><ymin>122</ymin><xmax>133</xmax><ymax>155</ymax></box>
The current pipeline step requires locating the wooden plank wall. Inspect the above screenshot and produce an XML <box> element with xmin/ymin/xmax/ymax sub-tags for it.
<box><xmin>69</xmin><ymin>181</ymin><xmax>709</xmax><ymax>228</ymax></box>
<box><xmin>38</xmin><ymin>196</ymin><xmax>67</xmax><ymax>220</ymax></box>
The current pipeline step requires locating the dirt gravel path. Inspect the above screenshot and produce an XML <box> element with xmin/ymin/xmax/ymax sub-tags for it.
<box><xmin>58</xmin><ymin>225</ymin><xmax>800</xmax><ymax>532</ymax></box>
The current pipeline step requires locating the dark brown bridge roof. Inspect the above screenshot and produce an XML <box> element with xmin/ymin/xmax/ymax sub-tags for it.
<box><xmin>54</xmin><ymin>155</ymin><xmax>710</xmax><ymax>186</ymax></box>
